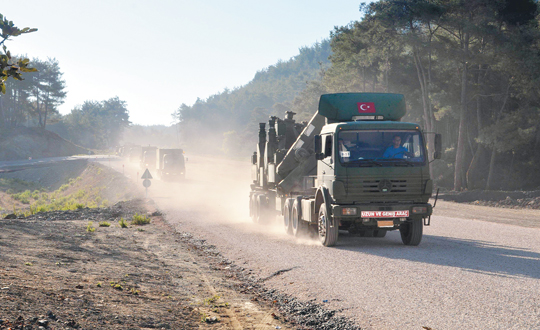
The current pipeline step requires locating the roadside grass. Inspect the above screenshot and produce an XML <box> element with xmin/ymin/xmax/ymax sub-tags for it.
<box><xmin>0</xmin><ymin>178</ymin><xmax>42</xmax><ymax>193</ymax></box>
<box><xmin>119</xmin><ymin>217</ymin><xmax>128</xmax><ymax>228</ymax></box>
<box><xmin>86</xmin><ymin>221</ymin><xmax>96</xmax><ymax>232</ymax></box>
<box><xmin>131</xmin><ymin>213</ymin><xmax>151</xmax><ymax>225</ymax></box>
<box><xmin>1</xmin><ymin>175</ymin><xmax>110</xmax><ymax>217</ymax></box>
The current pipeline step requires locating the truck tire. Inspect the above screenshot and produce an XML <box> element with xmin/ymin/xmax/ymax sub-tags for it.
<box><xmin>400</xmin><ymin>219</ymin><xmax>422</xmax><ymax>246</ymax></box>
<box><xmin>292</xmin><ymin>199</ymin><xmax>308</xmax><ymax>237</ymax></box>
<box><xmin>283</xmin><ymin>199</ymin><xmax>294</xmax><ymax>235</ymax></box>
<box><xmin>317</xmin><ymin>203</ymin><xmax>338</xmax><ymax>247</ymax></box>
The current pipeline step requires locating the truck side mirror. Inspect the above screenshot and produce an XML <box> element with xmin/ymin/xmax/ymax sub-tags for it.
<box><xmin>433</xmin><ymin>133</ymin><xmax>442</xmax><ymax>159</ymax></box>
<box><xmin>251</xmin><ymin>152</ymin><xmax>257</xmax><ymax>165</ymax></box>
<box><xmin>314</xmin><ymin>135</ymin><xmax>323</xmax><ymax>160</ymax></box>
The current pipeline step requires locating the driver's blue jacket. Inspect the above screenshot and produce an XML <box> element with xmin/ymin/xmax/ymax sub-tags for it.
<box><xmin>383</xmin><ymin>146</ymin><xmax>408</xmax><ymax>158</ymax></box>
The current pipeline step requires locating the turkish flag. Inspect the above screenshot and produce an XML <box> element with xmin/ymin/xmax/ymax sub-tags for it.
<box><xmin>357</xmin><ymin>102</ymin><xmax>376</xmax><ymax>113</ymax></box>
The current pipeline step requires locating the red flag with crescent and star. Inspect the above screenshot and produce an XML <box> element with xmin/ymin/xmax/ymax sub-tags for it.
<box><xmin>357</xmin><ymin>102</ymin><xmax>376</xmax><ymax>113</ymax></box>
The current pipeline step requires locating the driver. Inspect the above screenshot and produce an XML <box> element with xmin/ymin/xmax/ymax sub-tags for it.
<box><xmin>383</xmin><ymin>135</ymin><xmax>411</xmax><ymax>159</ymax></box>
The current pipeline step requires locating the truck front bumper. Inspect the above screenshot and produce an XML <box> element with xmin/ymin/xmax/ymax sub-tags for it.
<box><xmin>331</xmin><ymin>203</ymin><xmax>432</xmax><ymax>226</ymax></box>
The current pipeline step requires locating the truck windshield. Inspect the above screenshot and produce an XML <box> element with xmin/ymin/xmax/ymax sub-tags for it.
<box><xmin>337</xmin><ymin>130</ymin><xmax>426</xmax><ymax>166</ymax></box>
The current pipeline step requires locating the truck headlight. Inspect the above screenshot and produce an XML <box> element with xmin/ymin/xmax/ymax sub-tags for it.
<box><xmin>412</xmin><ymin>206</ymin><xmax>427</xmax><ymax>214</ymax></box>
<box><xmin>342</xmin><ymin>208</ymin><xmax>357</xmax><ymax>216</ymax></box>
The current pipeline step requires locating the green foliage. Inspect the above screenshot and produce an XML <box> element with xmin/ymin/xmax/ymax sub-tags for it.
<box><xmin>99</xmin><ymin>221</ymin><xmax>111</xmax><ymax>227</ymax></box>
<box><xmin>0</xmin><ymin>13</ymin><xmax>37</xmax><ymax>94</ymax></box>
<box><xmin>131</xmin><ymin>213</ymin><xmax>150</xmax><ymax>225</ymax></box>
<box><xmin>6</xmin><ymin>175</ymin><xmax>106</xmax><ymax>213</ymax></box>
<box><xmin>110</xmin><ymin>281</ymin><xmax>123</xmax><ymax>290</ymax></box>
<box><xmin>51</xmin><ymin>97</ymin><xmax>131</xmax><ymax>149</ymax></box>
<box><xmin>118</xmin><ymin>217</ymin><xmax>128</xmax><ymax>228</ymax></box>
<box><xmin>86</xmin><ymin>221</ymin><xmax>95</xmax><ymax>232</ymax></box>
<box><xmin>0</xmin><ymin>178</ymin><xmax>41</xmax><ymax>193</ymax></box>
<box><xmin>315</xmin><ymin>0</ymin><xmax>540</xmax><ymax>190</ymax></box>
<box><xmin>59</xmin><ymin>184</ymin><xmax>70</xmax><ymax>192</ymax></box>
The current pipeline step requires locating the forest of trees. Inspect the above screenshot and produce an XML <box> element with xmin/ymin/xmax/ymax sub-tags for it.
<box><xmin>0</xmin><ymin>55</ymin><xmax>131</xmax><ymax>149</ymax></box>
<box><xmin>47</xmin><ymin>97</ymin><xmax>130</xmax><ymax>149</ymax></box>
<box><xmin>173</xmin><ymin>0</ymin><xmax>540</xmax><ymax>191</ymax></box>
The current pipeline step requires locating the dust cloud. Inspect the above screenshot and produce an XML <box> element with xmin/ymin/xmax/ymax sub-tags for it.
<box><xmin>114</xmin><ymin>152</ymin><xmax>321</xmax><ymax>246</ymax></box>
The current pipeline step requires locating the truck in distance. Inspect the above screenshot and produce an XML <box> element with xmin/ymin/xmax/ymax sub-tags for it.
<box><xmin>249</xmin><ymin>93</ymin><xmax>441</xmax><ymax>247</ymax></box>
<box><xmin>127</xmin><ymin>145</ymin><xmax>142</xmax><ymax>163</ymax></box>
<box><xmin>156</xmin><ymin>148</ymin><xmax>185</xmax><ymax>181</ymax></box>
<box><xmin>140</xmin><ymin>146</ymin><xmax>157</xmax><ymax>170</ymax></box>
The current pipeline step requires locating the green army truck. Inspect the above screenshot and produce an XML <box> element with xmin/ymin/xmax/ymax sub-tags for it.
<box><xmin>249</xmin><ymin>93</ymin><xmax>441</xmax><ymax>247</ymax></box>
<box><xmin>140</xmin><ymin>145</ymin><xmax>158</xmax><ymax>170</ymax></box>
<box><xmin>156</xmin><ymin>148</ymin><xmax>185</xmax><ymax>181</ymax></box>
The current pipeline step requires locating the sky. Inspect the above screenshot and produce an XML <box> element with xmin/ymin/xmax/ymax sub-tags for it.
<box><xmin>2</xmin><ymin>0</ymin><xmax>366</xmax><ymax>125</ymax></box>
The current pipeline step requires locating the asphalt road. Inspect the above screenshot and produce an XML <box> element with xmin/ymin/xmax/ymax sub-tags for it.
<box><xmin>106</xmin><ymin>155</ymin><xmax>540</xmax><ymax>330</ymax></box>
<box><xmin>0</xmin><ymin>155</ymin><xmax>99</xmax><ymax>173</ymax></box>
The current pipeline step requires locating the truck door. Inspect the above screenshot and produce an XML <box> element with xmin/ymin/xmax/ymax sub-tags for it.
<box><xmin>317</xmin><ymin>134</ymin><xmax>334</xmax><ymax>189</ymax></box>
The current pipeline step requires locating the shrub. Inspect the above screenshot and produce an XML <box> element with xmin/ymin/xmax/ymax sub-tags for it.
<box><xmin>131</xmin><ymin>213</ymin><xmax>151</xmax><ymax>225</ymax></box>
<box><xmin>75</xmin><ymin>189</ymin><xmax>87</xmax><ymax>199</ymax></box>
<box><xmin>99</xmin><ymin>221</ymin><xmax>111</xmax><ymax>227</ymax></box>
<box><xmin>36</xmin><ymin>205</ymin><xmax>48</xmax><ymax>213</ymax></box>
<box><xmin>119</xmin><ymin>217</ymin><xmax>128</xmax><ymax>228</ymax></box>
<box><xmin>86</xmin><ymin>221</ymin><xmax>96</xmax><ymax>232</ymax></box>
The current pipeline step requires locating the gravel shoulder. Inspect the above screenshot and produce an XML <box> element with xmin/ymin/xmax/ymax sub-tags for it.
<box><xmin>0</xmin><ymin>199</ymin><xmax>292</xmax><ymax>330</ymax></box>
<box><xmin>0</xmin><ymin>160</ymin><xmax>293</xmax><ymax>330</ymax></box>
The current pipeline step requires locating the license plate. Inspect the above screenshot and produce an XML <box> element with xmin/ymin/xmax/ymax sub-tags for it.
<box><xmin>377</xmin><ymin>220</ymin><xmax>394</xmax><ymax>228</ymax></box>
<box><xmin>361</xmin><ymin>210</ymin><xmax>409</xmax><ymax>218</ymax></box>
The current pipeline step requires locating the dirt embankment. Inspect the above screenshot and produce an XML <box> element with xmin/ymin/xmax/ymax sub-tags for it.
<box><xmin>0</xmin><ymin>160</ymin><xmax>140</xmax><ymax>217</ymax></box>
<box><xmin>0</xmin><ymin>162</ymin><xmax>293</xmax><ymax>330</ymax></box>
<box><xmin>0</xmin><ymin>127</ymin><xmax>88</xmax><ymax>161</ymax></box>
<box><xmin>438</xmin><ymin>189</ymin><xmax>540</xmax><ymax>209</ymax></box>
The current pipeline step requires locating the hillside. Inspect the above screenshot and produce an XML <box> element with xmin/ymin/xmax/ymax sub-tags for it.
<box><xmin>0</xmin><ymin>127</ymin><xmax>88</xmax><ymax>161</ymax></box>
<box><xmin>174</xmin><ymin>40</ymin><xmax>332</xmax><ymax>156</ymax></box>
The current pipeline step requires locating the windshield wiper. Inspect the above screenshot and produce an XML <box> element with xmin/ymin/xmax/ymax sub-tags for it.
<box><xmin>346</xmin><ymin>159</ymin><xmax>383</xmax><ymax>167</ymax></box>
<box><xmin>387</xmin><ymin>158</ymin><xmax>415</xmax><ymax>166</ymax></box>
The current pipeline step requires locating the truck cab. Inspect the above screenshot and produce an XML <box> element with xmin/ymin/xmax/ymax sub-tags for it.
<box><xmin>316</xmin><ymin>121</ymin><xmax>434</xmax><ymax>245</ymax></box>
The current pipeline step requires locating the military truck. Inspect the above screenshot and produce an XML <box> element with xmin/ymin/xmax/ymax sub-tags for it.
<box><xmin>156</xmin><ymin>148</ymin><xmax>185</xmax><ymax>180</ymax></box>
<box><xmin>127</xmin><ymin>145</ymin><xmax>142</xmax><ymax>163</ymax></box>
<box><xmin>140</xmin><ymin>146</ymin><xmax>158</xmax><ymax>170</ymax></box>
<box><xmin>249</xmin><ymin>93</ymin><xmax>441</xmax><ymax>247</ymax></box>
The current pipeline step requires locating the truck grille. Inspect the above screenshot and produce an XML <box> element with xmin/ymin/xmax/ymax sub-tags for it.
<box><xmin>345</xmin><ymin>178</ymin><xmax>423</xmax><ymax>195</ymax></box>
<box><xmin>361</xmin><ymin>180</ymin><xmax>408</xmax><ymax>193</ymax></box>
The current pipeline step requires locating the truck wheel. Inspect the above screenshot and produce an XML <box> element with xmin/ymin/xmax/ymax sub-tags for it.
<box><xmin>317</xmin><ymin>203</ymin><xmax>338</xmax><ymax>247</ymax></box>
<box><xmin>400</xmin><ymin>219</ymin><xmax>422</xmax><ymax>246</ymax></box>
<box><xmin>283</xmin><ymin>199</ymin><xmax>293</xmax><ymax>235</ymax></box>
<box><xmin>292</xmin><ymin>199</ymin><xmax>307</xmax><ymax>237</ymax></box>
